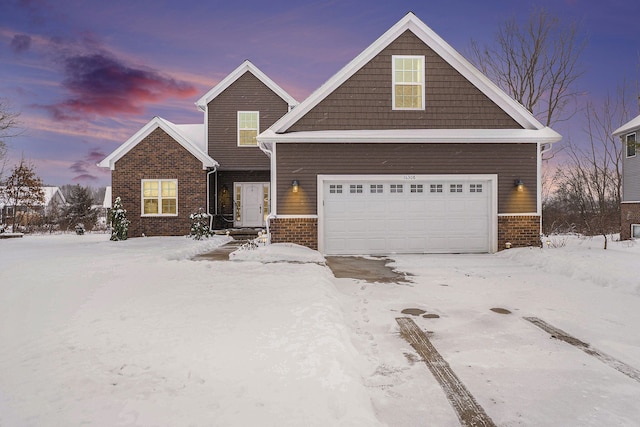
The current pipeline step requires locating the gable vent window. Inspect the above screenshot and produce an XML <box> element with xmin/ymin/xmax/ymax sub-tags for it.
<box><xmin>626</xmin><ymin>133</ymin><xmax>636</xmax><ymax>158</ymax></box>
<box><xmin>450</xmin><ymin>184</ymin><xmax>463</xmax><ymax>193</ymax></box>
<box><xmin>238</xmin><ymin>111</ymin><xmax>259</xmax><ymax>146</ymax></box>
<box><xmin>329</xmin><ymin>184</ymin><xmax>343</xmax><ymax>194</ymax></box>
<box><xmin>470</xmin><ymin>184</ymin><xmax>483</xmax><ymax>193</ymax></box>
<box><xmin>410</xmin><ymin>184</ymin><xmax>424</xmax><ymax>193</ymax></box>
<box><xmin>392</xmin><ymin>55</ymin><xmax>425</xmax><ymax>110</ymax></box>
<box><xmin>370</xmin><ymin>184</ymin><xmax>383</xmax><ymax>193</ymax></box>
<box><xmin>350</xmin><ymin>184</ymin><xmax>363</xmax><ymax>194</ymax></box>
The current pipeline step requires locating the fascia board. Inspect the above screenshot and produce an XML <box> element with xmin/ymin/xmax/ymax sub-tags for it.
<box><xmin>195</xmin><ymin>60</ymin><xmax>298</xmax><ymax>111</ymax></box>
<box><xmin>258</xmin><ymin>128</ymin><xmax>562</xmax><ymax>144</ymax></box>
<box><xmin>271</xmin><ymin>12</ymin><xmax>545</xmax><ymax>134</ymax></box>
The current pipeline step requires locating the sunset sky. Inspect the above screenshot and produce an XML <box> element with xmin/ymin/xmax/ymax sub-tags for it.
<box><xmin>1</xmin><ymin>0</ymin><xmax>638</xmax><ymax>187</ymax></box>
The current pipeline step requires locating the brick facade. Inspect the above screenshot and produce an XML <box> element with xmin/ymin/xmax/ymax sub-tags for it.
<box><xmin>498</xmin><ymin>215</ymin><xmax>541</xmax><ymax>250</ymax></box>
<box><xmin>621</xmin><ymin>203</ymin><xmax>640</xmax><ymax>240</ymax></box>
<box><xmin>269</xmin><ymin>217</ymin><xmax>318</xmax><ymax>250</ymax></box>
<box><xmin>112</xmin><ymin>128</ymin><xmax>208</xmax><ymax>237</ymax></box>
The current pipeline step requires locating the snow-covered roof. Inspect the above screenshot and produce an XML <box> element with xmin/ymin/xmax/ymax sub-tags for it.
<box><xmin>265</xmin><ymin>12</ymin><xmax>558</xmax><ymax>142</ymax></box>
<box><xmin>195</xmin><ymin>60</ymin><xmax>298</xmax><ymax>111</ymax></box>
<box><xmin>259</xmin><ymin>128</ymin><xmax>561</xmax><ymax>144</ymax></box>
<box><xmin>613</xmin><ymin>114</ymin><xmax>640</xmax><ymax>137</ymax></box>
<box><xmin>97</xmin><ymin>117</ymin><xmax>217</xmax><ymax>170</ymax></box>
<box><xmin>0</xmin><ymin>186</ymin><xmax>65</xmax><ymax>208</ymax></box>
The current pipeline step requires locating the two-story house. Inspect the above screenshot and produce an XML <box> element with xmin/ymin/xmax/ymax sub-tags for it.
<box><xmin>613</xmin><ymin>114</ymin><xmax>640</xmax><ymax>240</ymax></box>
<box><xmin>99</xmin><ymin>12</ymin><xmax>561</xmax><ymax>253</ymax></box>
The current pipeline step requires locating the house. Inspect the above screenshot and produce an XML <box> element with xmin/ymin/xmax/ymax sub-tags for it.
<box><xmin>613</xmin><ymin>114</ymin><xmax>640</xmax><ymax>240</ymax></box>
<box><xmin>0</xmin><ymin>186</ymin><xmax>66</xmax><ymax>225</ymax></box>
<box><xmin>98</xmin><ymin>61</ymin><xmax>296</xmax><ymax>237</ymax></box>
<box><xmin>99</xmin><ymin>12</ymin><xmax>561</xmax><ymax>253</ymax></box>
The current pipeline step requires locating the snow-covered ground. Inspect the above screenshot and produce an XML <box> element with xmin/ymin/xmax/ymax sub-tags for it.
<box><xmin>1</xmin><ymin>234</ymin><xmax>639</xmax><ymax>426</ymax></box>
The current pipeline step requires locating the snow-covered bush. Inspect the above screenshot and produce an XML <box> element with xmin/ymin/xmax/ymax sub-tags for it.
<box><xmin>189</xmin><ymin>208</ymin><xmax>212</xmax><ymax>240</ymax></box>
<box><xmin>74</xmin><ymin>223</ymin><xmax>85</xmax><ymax>235</ymax></box>
<box><xmin>109</xmin><ymin>197</ymin><xmax>130</xmax><ymax>241</ymax></box>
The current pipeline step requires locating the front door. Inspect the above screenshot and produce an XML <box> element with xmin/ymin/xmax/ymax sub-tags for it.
<box><xmin>234</xmin><ymin>182</ymin><xmax>269</xmax><ymax>227</ymax></box>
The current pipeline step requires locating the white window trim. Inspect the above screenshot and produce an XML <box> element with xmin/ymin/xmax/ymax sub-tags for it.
<box><xmin>392</xmin><ymin>55</ymin><xmax>425</xmax><ymax>111</ymax></box>
<box><xmin>626</xmin><ymin>132</ymin><xmax>636</xmax><ymax>158</ymax></box>
<box><xmin>141</xmin><ymin>179</ymin><xmax>178</xmax><ymax>217</ymax></box>
<box><xmin>632</xmin><ymin>224</ymin><xmax>640</xmax><ymax>239</ymax></box>
<box><xmin>237</xmin><ymin>111</ymin><xmax>260</xmax><ymax>147</ymax></box>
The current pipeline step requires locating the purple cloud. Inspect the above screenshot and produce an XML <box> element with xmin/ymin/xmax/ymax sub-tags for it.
<box><xmin>10</xmin><ymin>34</ymin><xmax>32</xmax><ymax>53</ymax></box>
<box><xmin>70</xmin><ymin>149</ymin><xmax>109</xmax><ymax>182</ymax></box>
<box><xmin>42</xmin><ymin>51</ymin><xmax>197</xmax><ymax>121</ymax></box>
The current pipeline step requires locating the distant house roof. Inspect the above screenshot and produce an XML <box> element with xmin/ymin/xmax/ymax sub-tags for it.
<box><xmin>613</xmin><ymin>114</ymin><xmax>640</xmax><ymax>137</ymax></box>
<box><xmin>262</xmin><ymin>12</ymin><xmax>560</xmax><ymax>145</ymax></box>
<box><xmin>0</xmin><ymin>186</ymin><xmax>65</xmax><ymax>208</ymax></box>
<box><xmin>97</xmin><ymin>117</ymin><xmax>217</xmax><ymax>170</ymax></box>
<box><xmin>195</xmin><ymin>60</ymin><xmax>298</xmax><ymax>111</ymax></box>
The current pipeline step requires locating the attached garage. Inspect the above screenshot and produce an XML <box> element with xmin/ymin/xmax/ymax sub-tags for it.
<box><xmin>318</xmin><ymin>175</ymin><xmax>497</xmax><ymax>255</ymax></box>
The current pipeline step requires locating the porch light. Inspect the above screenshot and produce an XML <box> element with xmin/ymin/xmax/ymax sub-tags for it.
<box><xmin>292</xmin><ymin>180</ymin><xmax>299</xmax><ymax>193</ymax></box>
<box><xmin>514</xmin><ymin>179</ymin><xmax>524</xmax><ymax>192</ymax></box>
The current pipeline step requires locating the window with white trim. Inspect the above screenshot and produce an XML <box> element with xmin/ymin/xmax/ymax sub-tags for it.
<box><xmin>626</xmin><ymin>133</ymin><xmax>636</xmax><ymax>158</ymax></box>
<box><xmin>390</xmin><ymin>184</ymin><xmax>404</xmax><ymax>193</ymax></box>
<box><xmin>410</xmin><ymin>184</ymin><xmax>424</xmax><ymax>193</ymax></box>
<box><xmin>450</xmin><ymin>184</ymin><xmax>463</xmax><ymax>193</ymax></box>
<box><xmin>392</xmin><ymin>55</ymin><xmax>425</xmax><ymax>110</ymax></box>
<box><xmin>142</xmin><ymin>179</ymin><xmax>177</xmax><ymax>215</ymax></box>
<box><xmin>329</xmin><ymin>184</ymin><xmax>343</xmax><ymax>194</ymax></box>
<box><xmin>430</xmin><ymin>184</ymin><xmax>443</xmax><ymax>193</ymax></box>
<box><xmin>469</xmin><ymin>184</ymin><xmax>483</xmax><ymax>193</ymax></box>
<box><xmin>238</xmin><ymin>111</ymin><xmax>259</xmax><ymax>146</ymax></box>
<box><xmin>350</xmin><ymin>184</ymin><xmax>363</xmax><ymax>194</ymax></box>
<box><xmin>632</xmin><ymin>224</ymin><xmax>640</xmax><ymax>239</ymax></box>
<box><xmin>370</xmin><ymin>184</ymin><xmax>383</xmax><ymax>193</ymax></box>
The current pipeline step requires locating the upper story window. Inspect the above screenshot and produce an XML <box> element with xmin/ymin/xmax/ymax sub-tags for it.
<box><xmin>626</xmin><ymin>133</ymin><xmax>636</xmax><ymax>158</ymax></box>
<box><xmin>392</xmin><ymin>55</ymin><xmax>425</xmax><ymax>110</ymax></box>
<box><xmin>238</xmin><ymin>111</ymin><xmax>259</xmax><ymax>146</ymax></box>
<box><xmin>142</xmin><ymin>179</ymin><xmax>177</xmax><ymax>216</ymax></box>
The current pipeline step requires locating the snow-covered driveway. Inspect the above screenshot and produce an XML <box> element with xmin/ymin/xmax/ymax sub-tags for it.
<box><xmin>1</xmin><ymin>234</ymin><xmax>639</xmax><ymax>426</ymax></box>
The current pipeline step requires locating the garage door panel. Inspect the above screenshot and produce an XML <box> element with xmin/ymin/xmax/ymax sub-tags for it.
<box><xmin>323</xmin><ymin>177</ymin><xmax>492</xmax><ymax>254</ymax></box>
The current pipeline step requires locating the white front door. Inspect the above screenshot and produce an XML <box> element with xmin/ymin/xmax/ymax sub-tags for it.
<box><xmin>234</xmin><ymin>182</ymin><xmax>269</xmax><ymax>227</ymax></box>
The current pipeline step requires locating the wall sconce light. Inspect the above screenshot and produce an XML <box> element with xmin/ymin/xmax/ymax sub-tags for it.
<box><xmin>292</xmin><ymin>179</ymin><xmax>299</xmax><ymax>193</ymax></box>
<box><xmin>514</xmin><ymin>179</ymin><xmax>524</xmax><ymax>192</ymax></box>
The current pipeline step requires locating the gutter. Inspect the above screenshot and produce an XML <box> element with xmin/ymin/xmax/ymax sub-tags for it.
<box><xmin>206</xmin><ymin>167</ymin><xmax>217</xmax><ymax>230</ymax></box>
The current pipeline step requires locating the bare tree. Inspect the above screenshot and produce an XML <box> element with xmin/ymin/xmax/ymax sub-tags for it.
<box><xmin>3</xmin><ymin>158</ymin><xmax>45</xmax><ymax>233</ymax></box>
<box><xmin>550</xmin><ymin>89</ymin><xmax>631</xmax><ymax>248</ymax></box>
<box><xmin>0</xmin><ymin>98</ymin><xmax>21</xmax><ymax>180</ymax></box>
<box><xmin>469</xmin><ymin>7</ymin><xmax>585</xmax><ymax>128</ymax></box>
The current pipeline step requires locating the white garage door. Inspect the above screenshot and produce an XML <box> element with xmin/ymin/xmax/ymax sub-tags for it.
<box><xmin>321</xmin><ymin>175</ymin><xmax>494</xmax><ymax>255</ymax></box>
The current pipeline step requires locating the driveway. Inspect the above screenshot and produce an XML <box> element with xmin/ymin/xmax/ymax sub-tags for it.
<box><xmin>328</xmin><ymin>252</ymin><xmax>640</xmax><ymax>426</ymax></box>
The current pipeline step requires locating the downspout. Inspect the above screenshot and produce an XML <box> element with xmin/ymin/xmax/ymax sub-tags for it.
<box><xmin>258</xmin><ymin>139</ymin><xmax>275</xmax><ymax>243</ymax></box>
<box><xmin>206</xmin><ymin>167</ymin><xmax>217</xmax><ymax>231</ymax></box>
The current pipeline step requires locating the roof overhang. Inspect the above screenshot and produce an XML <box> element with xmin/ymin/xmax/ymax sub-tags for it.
<box><xmin>258</xmin><ymin>127</ymin><xmax>562</xmax><ymax>145</ymax></box>
<box><xmin>613</xmin><ymin>114</ymin><xmax>640</xmax><ymax>137</ymax></box>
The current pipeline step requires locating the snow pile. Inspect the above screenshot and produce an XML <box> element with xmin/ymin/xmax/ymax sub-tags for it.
<box><xmin>229</xmin><ymin>242</ymin><xmax>326</xmax><ymax>263</ymax></box>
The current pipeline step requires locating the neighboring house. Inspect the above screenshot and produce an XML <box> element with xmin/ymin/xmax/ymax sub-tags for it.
<box><xmin>0</xmin><ymin>186</ymin><xmax>66</xmax><ymax>224</ymax></box>
<box><xmin>100</xmin><ymin>12</ymin><xmax>561</xmax><ymax>254</ymax></box>
<box><xmin>99</xmin><ymin>61</ymin><xmax>296</xmax><ymax>237</ymax></box>
<box><xmin>613</xmin><ymin>114</ymin><xmax>640</xmax><ymax>240</ymax></box>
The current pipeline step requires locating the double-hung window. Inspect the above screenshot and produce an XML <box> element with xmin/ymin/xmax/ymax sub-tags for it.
<box><xmin>626</xmin><ymin>133</ymin><xmax>636</xmax><ymax>158</ymax></box>
<box><xmin>392</xmin><ymin>55</ymin><xmax>425</xmax><ymax>110</ymax></box>
<box><xmin>142</xmin><ymin>179</ymin><xmax>177</xmax><ymax>215</ymax></box>
<box><xmin>238</xmin><ymin>111</ymin><xmax>259</xmax><ymax>146</ymax></box>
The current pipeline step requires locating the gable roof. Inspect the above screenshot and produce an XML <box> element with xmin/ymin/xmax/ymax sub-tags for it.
<box><xmin>265</xmin><ymin>12</ymin><xmax>559</xmax><ymax>143</ymax></box>
<box><xmin>0</xmin><ymin>186</ymin><xmax>65</xmax><ymax>208</ymax></box>
<box><xmin>195</xmin><ymin>60</ymin><xmax>298</xmax><ymax>111</ymax></box>
<box><xmin>97</xmin><ymin>117</ymin><xmax>217</xmax><ymax>170</ymax></box>
<box><xmin>613</xmin><ymin>114</ymin><xmax>640</xmax><ymax>137</ymax></box>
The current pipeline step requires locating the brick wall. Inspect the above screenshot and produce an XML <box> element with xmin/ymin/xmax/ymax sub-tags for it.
<box><xmin>498</xmin><ymin>215</ymin><xmax>541</xmax><ymax>250</ymax></box>
<box><xmin>112</xmin><ymin>127</ymin><xmax>208</xmax><ymax>237</ymax></box>
<box><xmin>621</xmin><ymin>203</ymin><xmax>640</xmax><ymax>240</ymax></box>
<box><xmin>269</xmin><ymin>217</ymin><xmax>318</xmax><ymax>250</ymax></box>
